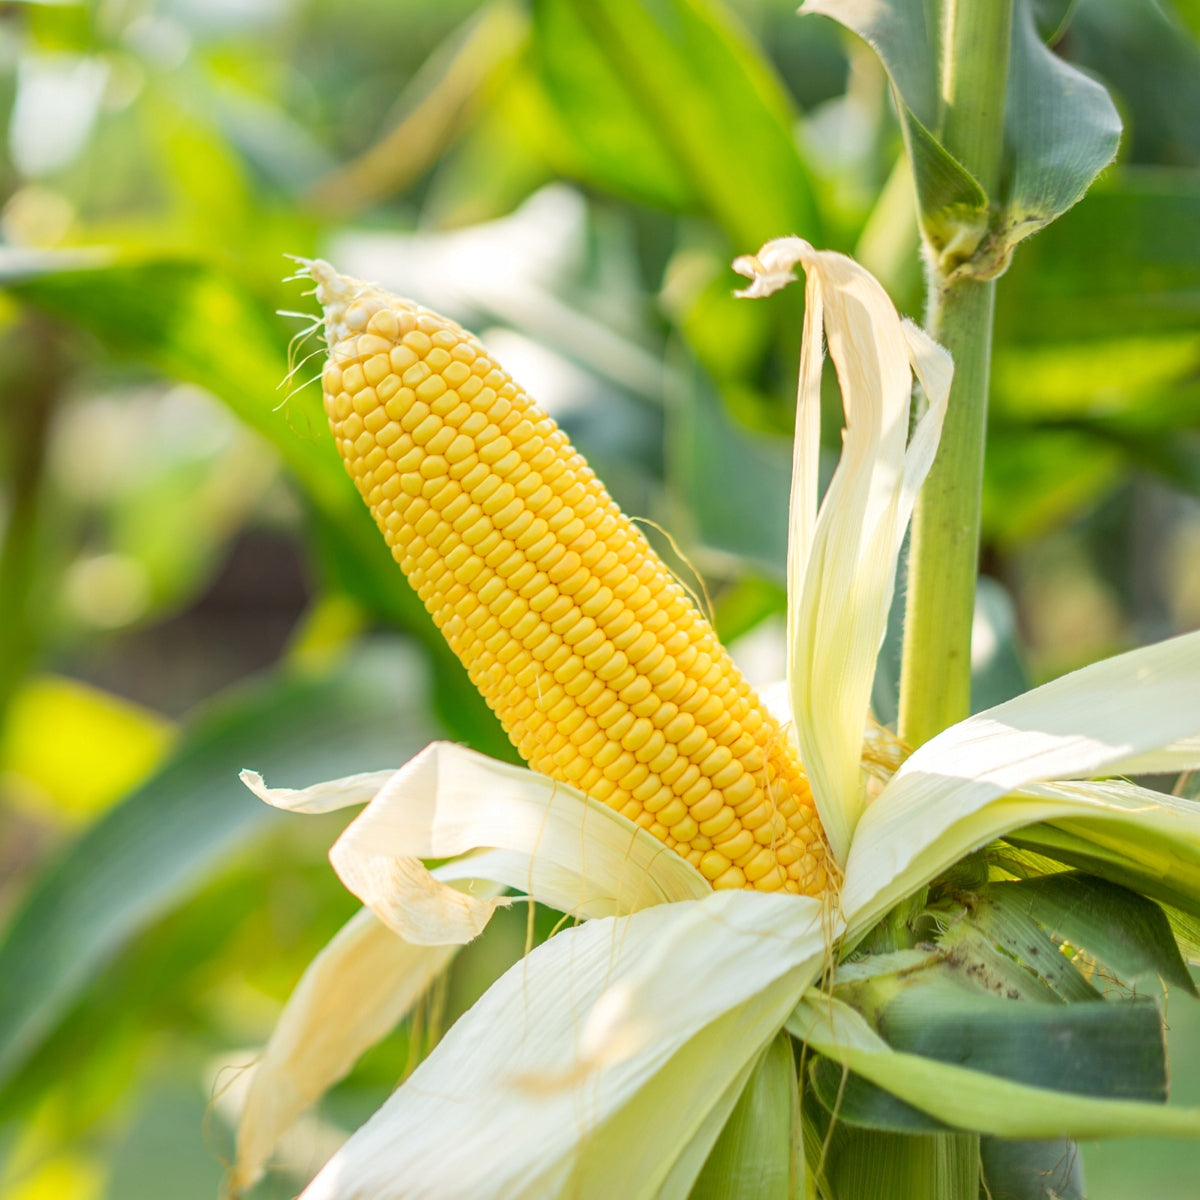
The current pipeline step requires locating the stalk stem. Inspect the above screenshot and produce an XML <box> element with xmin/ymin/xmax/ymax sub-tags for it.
<box><xmin>898</xmin><ymin>0</ymin><xmax>1013</xmax><ymax>749</ymax></box>
<box><xmin>893</xmin><ymin>9</ymin><xmax>1013</xmax><ymax>1193</ymax></box>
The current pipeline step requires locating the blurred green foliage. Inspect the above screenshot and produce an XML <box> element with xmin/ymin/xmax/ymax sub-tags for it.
<box><xmin>0</xmin><ymin>0</ymin><xmax>1198</xmax><ymax>1195</ymax></box>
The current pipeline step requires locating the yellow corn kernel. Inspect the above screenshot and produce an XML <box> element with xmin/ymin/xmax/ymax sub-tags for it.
<box><xmin>303</xmin><ymin>259</ymin><xmax>827</xmax><ymax>896</ymax></box>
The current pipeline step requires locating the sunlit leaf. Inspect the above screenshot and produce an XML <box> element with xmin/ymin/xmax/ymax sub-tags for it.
<box><xmin>532</xmin><ymin>0</ymin><xmax>821</xmax><ymax>248</ymax></box>
<box><xmin>0</xmin><ymin>675</ymin><xmax>174</xmax><ymax>823</ymax></box>
<box><xmin>997</xmin><ymin>172</ymin><xmax>1200</xmax><ymax>343</ymax></box>
<box><xmin>307</xmin><ymin>3</ymin><xmax>528</xmax><ymax>216</ymax></box>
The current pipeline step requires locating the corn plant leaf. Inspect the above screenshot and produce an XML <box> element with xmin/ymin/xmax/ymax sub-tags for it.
<box><xmin>1031</xmin><ymin>0</ymin><xmax>1078</xmax><ymax>41</ymax></box>
<box><xmin>985</xmin><ymin>873</ymin><xmax>1197</xmax><ymax>997</ymax></box>
<box><xmin>937</xmin><ymin>893</ymin><xmax>1101</xmax><ymax>1005</ymax></box>
<box><xmin>818</xmin><ymin>951</ymin><xmax>1166</xmax><ymax>1126</ymax></box>
<box><xmin>532</xmin><ymin>0</ymin><xmax>821</xmax><ymax>248</ymax></box>
<box><xmin>978</xmin><ymin>1136</ymin><xmax>1086</xmax><ymax>1200</ymax></box>
<box><xmin>789</xmin><ymin>995</ymin><xmax>1200</xmax><ymax>1139</ymax></box>
<box><xmin>807</xmin><ymin>1056</ymin><xmax>950</xmax><ymax>1134</ymax></box>
<box><xmin>801</xmin><ymin>0</ymin><xmax>986</xmax><ymax>267</ymax></box>
<box><xmin>0</xmin><ymin>253</ymin><xmax>448</xmax><ymax>631</ymax></box>
<box><xmin>0</xmin><ymin>674</ymin><xmax>175</xmax><ymax>823</ymax></box>
<box><xmin>801</xmin><ymin>1116</ymin><xmax>977</xmax><ymax>1200</ymax></box>
<box><xmin>997</xmin><ymin>173</ymin><xmax>1200</xmax><ymax>345</ymax></box>
<box><xmin>804</xmin><ymin>0</ymin><xmax>1120</xmax><ymax>274</ymax></box>
<box><xmin>0</xmin><ymin>642</ymin><xmax>437</xmax><ymax>1089</ymax></box>
<box><xmin>1066</xmin><ymin>0</ymin><xmax>1200</xmax><ymax>167</ymax></box>
<box><xmin>997</xmin><ymin>0</ymin><xmax>1122</xmax><ymax>266</ymax></box>
<box><xmin>873</xmin><ymin>978</ymin><xmax>1166</xmax><ymax>1102</ymax></box>
<box><xmin>1006</xmin><ymin>820</ymin><xmax>1200</xmax><ymax>930</ymax></box>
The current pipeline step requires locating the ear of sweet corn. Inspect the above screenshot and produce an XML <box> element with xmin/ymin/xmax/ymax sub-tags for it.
<box><xmin>303</xmin><ymin>260</ymin><xmax>827</xmax><ymax>896</ymax></box>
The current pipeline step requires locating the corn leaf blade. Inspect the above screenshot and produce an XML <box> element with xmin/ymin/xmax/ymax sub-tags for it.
<box><xmin>985</xmin><ymin>873</ymin><xmax>1197</xmax><ymax>997</ymax></box>
<box><xmin>789</xmin><ymin>996</ymin><xmax>1200</xmax><ymax>1139</ymax></box>
<box><xmin>804</xmin><ymin>0</ymin><xmax>1120</xmax><ymax>274</ymax></box>
<box><xmin>532</xmin><ymin>0</ymin><xmax>821</xmax><ymax>248</ymax></box>
<box><xmin>0</xmin><ymin>642</ymin><xmax>436</xmax><ymax>1089</ymax></box>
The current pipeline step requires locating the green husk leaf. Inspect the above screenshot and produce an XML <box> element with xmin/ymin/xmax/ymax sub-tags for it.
<box><xmin>805</xmin><ymin>1116</ymin><xmax>976</xmax><ymax>1200</ymax></box>
<box><xmin>988</xmin><ymin>872</ymin><xmax>1197</xmax><ymax>997</ymax></box>
<box><xmin>979</xmin><ymin>1135</ymin><xmax>1086</xmax><ymax>1200</ymax></box>
<box><xmin>830</xmin><ymin>951</ymin><xmax>1164</xmax><ymax>1102</ymax></box>
<box><xmin>808</xmin><ymin>1055</ymin><xmax>951</xmax><ymax>1133</ymax></box>
<box><xmin>1007</xmin><ymin>820</ymin><xmax>1200</xmax><ymax>930</ymax></box>
<box><xmin>938</xmin><ymin>889</ymin><xmax>1102</xmax><ymax>1004</ymax></box>
<box><xmin>789</xmin><ymin>996</ymin><xmax>1200</xmax><ymax>1139</ymax></box>
<box><xmin>877</xmin><ymin>979</ymin><xmax>1165</xmax><ymax>1102</ymax></box>
<box><xmin>690</xmin><ymin>1032</ymin><xmax>797</xmax><ymax>1200</ymax></box>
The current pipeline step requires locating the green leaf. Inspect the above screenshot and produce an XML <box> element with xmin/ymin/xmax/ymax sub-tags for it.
<box><xmin>0</xmin><ymin>674</ymin><xmax>174</xmax><ymax>822</ymax></box>
<box><xmin>790</xmin><ymin>995</ymin><xmax>1200</xmax><ymax>1139</ymax></box>
<box><xmin>938</xmin><ymin>892</ymin><xmax>1102</xmax><ymax>1005</ymax></box>
<box><xmin>831</xmin><ymin>951</ymin><xmax>1165</xmax><ymax>1103</ymax></box>
<box><xmin>1006</xmin><ymin>820</ymin><xmax>1200</xmax><ymax>930</ymax></box>
<box><xmin>0</xmin><ymin>256</ymin><xmax>414</xmax><ymax>637</ymax></box>
<box><xmin>804</xmin><ymin>1112</ymin><xmax>976</xmax><ymax>1200</ymax></box>
<box><xmin>690</xmin><ymin>1033</ymin><xmax>797</xmax><ymax>1200</ymax></box>
<box><xmin>1067</xmin><ymin>0</ymin><xmax>1200</xmax><ymax>168</ymax></box>
<box><xmin>996</xmin><ymin>171</ymin><xmax>1200</xmax><ymax>344</ymax></box>
<box><xmin>990</xmin><ymin>873</ymin><xmax>1198</xmax><ymax>997</ymax></box>
<box><xmin>992</xmin><ymin>333</ymin><xmax>1200</xmax><ymax>424</ymax></box>
<box><xmin>0</xmin><ymin>255</ymin><xmax>338</xmax><ymax>519</ymax></box>
<box><xmin>808</xmin><ymin>1056</ymin><xmax>951</xmax><ymax>1134</ymax></box>
<box><xmin>803</xmin><ymin>0</ymin><xmax>1120</xmax><ymax>275</ymax></box>
<box><xmin>877</xmin><ymin>980</ymin><xmax>1166</xmax><ymax>1102</ymax></box>
<box><xmin>979</xmin><ymin>1136</ymin><xmax>1086</xmax><ymax>1200</ymax></box>
<box><xmin>1031</xmin><ymin>0</ymin><xmax>1078</xmax><ymax>42</ymax></box>
<box><xmin>803</xmin><ymin>0</ymin><xmax>988</xmax><ymax>268</ymax></box>
<box><xmin>996</xmin><ymin>0</ymin><xmax>1122</xmax><ymax>267</ymax></box>
<box><xmin>983</xmin><ymin>425</ymin><xmax>1126</xmax><ymax>547</ymax></box>
<box><xmin>0</xmin><ymin>641</ymin><xmax>438</xmax><ymax>1088</ymax></box>
<box><xmin>532</xmin><ymin>0</ymin><xmax>821</xmax><ymax>249</ymax></box>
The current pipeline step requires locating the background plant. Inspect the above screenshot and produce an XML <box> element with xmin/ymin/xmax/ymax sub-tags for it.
<box><xmin>0</xmin><ymin>1</ymin><xmax>1199</xmax><ymax>1197</ymax></box>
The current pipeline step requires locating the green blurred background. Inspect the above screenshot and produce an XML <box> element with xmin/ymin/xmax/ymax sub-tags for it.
<box><xmin>0</xmin><ymin>0</ymin><xmax>1198</xmax><ymax>1195</ymax></box>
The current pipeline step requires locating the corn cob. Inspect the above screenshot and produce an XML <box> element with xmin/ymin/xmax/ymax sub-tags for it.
<box><xmin>304</xmin><ymin>260</ymin><xmax>826</xmax><ymax>895</ymax></box>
